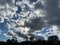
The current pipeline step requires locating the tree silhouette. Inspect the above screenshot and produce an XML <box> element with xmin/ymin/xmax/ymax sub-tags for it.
<box><xmin>48</xmin><ymin>35</ymin><xmax>58</xmax><ymax>41</ymax></box>
<box><xmin>28</xmin><ymin>33</ymin><xmax>35</xmax><ymax>41</ymax></box>
<box><xmin>48</xmin><ymin>35</ymin><xmax>59</xmax><ymax>45</ymax></box>
<box><xmin>0</xmin><ymin>35</ymin><xmax>60</xmax><ymax>45</ymax></box>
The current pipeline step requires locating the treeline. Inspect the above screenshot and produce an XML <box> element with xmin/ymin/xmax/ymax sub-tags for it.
<box><xmin>0</xmin><ymin>35</ymin><xmax>60</xmax><ymax>45</ymax></box>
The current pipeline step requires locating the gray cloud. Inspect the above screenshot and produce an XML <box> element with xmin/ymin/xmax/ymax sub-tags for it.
<box><xmin>34</xmin><ymin>35</ymin><xmax>45</xmax><ymax>40</ymax></box>
<box><xmin>34</xmin><ymin>1</ymin><xmax>44</xmax><ymax>9</ymax></box>
<box><xmin>45</xmin><ymin>0</ymin><xmax>60</xmax><ymax>25</ymax></box>
<box><xmin>24</xmin><ymin>17</ymin><xmax>45</xmax><ymax>33</ymax></box>
<box><xmin>29</xmin><ymin>0</ymin><xmax>37</xmax><ymax>3</ymax></box>
<box><xmin>15</xmin><ymin>31</ymin><xmax>28</xmax><ymax>39</ymax></box>
<box><xmin>0</xmin><ymin>0</ymin><xmax>14</xmax><ymax>6</ymax></box>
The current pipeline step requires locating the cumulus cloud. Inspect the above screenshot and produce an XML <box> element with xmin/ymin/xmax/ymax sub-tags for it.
<box><xmin>0</xmin><ymin>0</ymin><xmax>18</xmax><ymax>21</ymax></box>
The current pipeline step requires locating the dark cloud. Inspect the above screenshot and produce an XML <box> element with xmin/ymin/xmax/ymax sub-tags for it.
<box><xmin>24</xmin><ymin>17</ymin><xmax>45</xmax><ymax>33</ymax></box>
<box><xmin>34</xmin><ymin>1</ymin><xmax>44</xmax><ymax>9</ymax></box>
<box><xmin>15</xmin><ymin>32</ymin><xmax>45</xmax><ymax>40</ymax></box>
<box><xmin>45</xmin><ymin>0</ymin><xmax>60</xmax><ymax>25</ymax></box>
<box><xmin>34</xmin><ymin>35</ymin><xmax>45</xmax><ymax>40</ymax></box>
<box><xmin>7</xmin><ymin>31</ymin><xmax>28</xmax><ymax>39</ymax></box>
<box><xmin>24</xmin><ymin>0</ymin><xmax>60</xmax><ymax>33</ymax></box>
<box><xmin>15</xmin><ymin>31</ymin><xmax>28</xmax><ymax>39</ymax></box>
<box><xmin>29</xmin><ymin>0</ymin><xmax>37</xmax><ymax>3</ymax></box>
<box><xmin>7</xmin><ymin>32</ymin><xmax>14</xmax><ymax>36</ymax></box>
<box><xmin>28</xmin><ymin>34</ymin><xmax>45</xmax><ymax>40</ymax></box>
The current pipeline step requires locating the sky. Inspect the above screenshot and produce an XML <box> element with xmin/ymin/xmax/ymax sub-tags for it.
<box><xmin>0</xmin><ymin>0</ymin><xmax>60</xmax><ymax>42</ymax></box>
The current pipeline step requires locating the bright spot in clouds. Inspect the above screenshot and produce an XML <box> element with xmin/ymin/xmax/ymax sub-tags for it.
<box><xmin>52</xmin><ymin>25</ymin><xmax>58</xmax><ymax>31</ymax></box>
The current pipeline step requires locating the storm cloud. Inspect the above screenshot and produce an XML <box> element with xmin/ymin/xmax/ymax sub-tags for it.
<box><xmin>45</xmin><ymin>0</ymin><xmax>60</xmax><ymax>25</ymax></box>
<box><xmin>34</xmin><ymin>1</ymin><xmax>44</xmax><ymax>9</ymax></box>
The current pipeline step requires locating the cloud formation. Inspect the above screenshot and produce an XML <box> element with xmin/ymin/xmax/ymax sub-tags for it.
<box><xmin>24</xmin><ymin>17</ymin><xmax>45</xmax><ymax>33</ymax></box>
<box><xmin>0</xmin><ymin>0</ymin><xmax>60</xmax><ymax>41</ymax></box>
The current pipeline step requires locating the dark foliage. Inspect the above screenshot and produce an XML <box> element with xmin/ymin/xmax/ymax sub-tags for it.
<box><xmin>0</xmin><ymin>35</ymin><xmax>60</xmax><ymax>45</ymax></box>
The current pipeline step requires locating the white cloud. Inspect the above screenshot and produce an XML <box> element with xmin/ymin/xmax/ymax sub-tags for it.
<box><xmin>0</xmin><ymin>0</ymin><xmax>18</xmax><ymax>21</ymax></box>
<box><xmin>17</xmin><ymin>37</ymin><xmax>25</xmax><ymax>42</ymax></box>
<box><xmin>0</xmin><ymin>16</ymin><xmax>4</xmax><ymax>23</ymax></box>
<box><xmin>15</xmin><ymin>27</ymin><xmax>30</xmax><ymax>34</ymax></box>
<box><xmin>52</xmin><ymin>25</ymin><xmax>58</xmax><ymax>31</ymax></box>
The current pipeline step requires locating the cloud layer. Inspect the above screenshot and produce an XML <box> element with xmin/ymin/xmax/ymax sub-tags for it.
<box><xmin>0</xmin><ymin>0</ymin><xmax>60</xmax><ymax>41</ymax></box>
